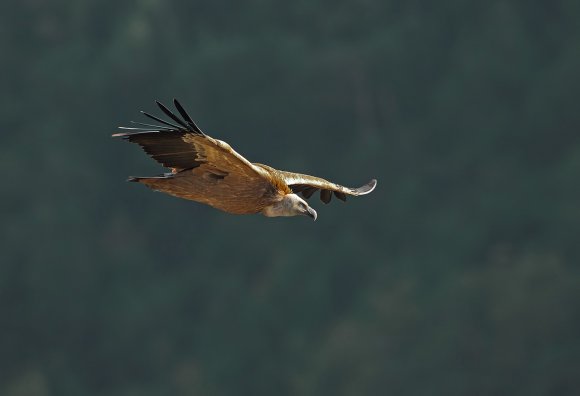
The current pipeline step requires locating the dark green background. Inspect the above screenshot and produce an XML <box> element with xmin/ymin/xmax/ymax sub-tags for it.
<box><xmin>2</xmin><ymin>1</ymin><xmax>579</xmax><ymax>395</ymax></box>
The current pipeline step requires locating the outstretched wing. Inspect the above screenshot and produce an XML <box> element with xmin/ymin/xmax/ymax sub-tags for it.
<box><xmin>271</xmin><ymin>168</ymin><xmax>377</xmax><ymax>204</ymax></box>
<box><xmin>113</xmin><ymin>99</ymin><xmax>271</xmax><ymax>180</ymax></box>
<box><xmin>113</xmin><ymin>100</ymin><xmax>288</xmax><ymax>213</ymax></box>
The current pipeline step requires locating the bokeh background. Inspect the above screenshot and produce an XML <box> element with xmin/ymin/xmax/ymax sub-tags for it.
<box><xmin>2</xmin><ymin>1</ymin><xmax>580</xmax><ymax>395</ymax></box>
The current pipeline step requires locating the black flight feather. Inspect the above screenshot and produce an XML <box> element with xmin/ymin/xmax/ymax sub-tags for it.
<box><xmin>334</xmin><ymin>191</ymin><xmax>347</xmax><ymax>202</ymax></box>
<box><xmin>141</xmin><ymin>110</ymin><xmax>184</xmax><ymax>130</ymax></box>
<box><xmin>320</xmin><ymin>189</ymin><xmax>332</xmax><ymax>204</ymax></box>
<box><xmin>116</xmin><ymin>130</ymin><xmax>202</xmax><ymax>169</ymax></box>
<box><xmin>117</xmin><ymin>127</ymin><xmax>164</xmax><ymax>133</ymax></box>
<box><xmin>301</xmin><ymin>187</ymin><xmax>317</xmax><ymax>199</ymax></box>
<box><xmin>155</xmin><ymin>101</ymin><xmax>190</xmax><ymax>130</ymax></box>
<box><xmin>174</xmin><ymin>99</ymin><xmax>203</xmax><ymax>134</ymax></box>
<box><xmin>130</xmin><ymin>121</ymin><xmax>174</xmax><ymax>130</ymax></box>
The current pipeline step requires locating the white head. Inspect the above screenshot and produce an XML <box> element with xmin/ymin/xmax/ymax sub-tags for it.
<box><xmin>262</xmin><ymin>193</ymin><xmax>317</xmax><ymax>220</ymax></box>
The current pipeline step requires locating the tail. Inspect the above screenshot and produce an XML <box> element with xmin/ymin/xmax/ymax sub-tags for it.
<box><xmin>124</xmin><ymin>173</ymin><xmax>194</xmax><ymax>201</ymax></box>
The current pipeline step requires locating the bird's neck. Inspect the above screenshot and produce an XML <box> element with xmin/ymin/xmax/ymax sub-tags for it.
<box><xmin>262</xmin><ymin>195</ymin><xmax>295</xmax><ymax>217</ymax></box>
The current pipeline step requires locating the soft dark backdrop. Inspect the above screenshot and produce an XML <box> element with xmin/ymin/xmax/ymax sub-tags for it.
<box><xmin>1</xmin><ymin>1</ymin><xmax>579</xmax><ymax>395</ymax></box>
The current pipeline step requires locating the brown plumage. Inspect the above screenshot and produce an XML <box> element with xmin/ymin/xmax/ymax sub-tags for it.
<box><xmin>113</xmin><ymin>99</ymin><xmax>377</xmax><ymax>220</ymax></box>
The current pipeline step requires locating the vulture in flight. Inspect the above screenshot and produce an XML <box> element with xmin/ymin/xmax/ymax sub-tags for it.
<box><xmin>113</xmin><ymin>100</ymin><xmax>377</xmax><ymax>220</ymax></box>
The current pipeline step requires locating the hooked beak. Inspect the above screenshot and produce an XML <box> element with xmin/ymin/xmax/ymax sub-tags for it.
<box><xmin>305</xmin><ymin>206</ymin><xmax>317</xmax><ymax>221</ymax></box>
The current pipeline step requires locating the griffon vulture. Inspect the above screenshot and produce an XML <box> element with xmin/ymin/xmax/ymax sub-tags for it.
<box><xmin>113</xmin><ymin>100</ymin><xmax>376</xmax><ymax>220</ymax></box>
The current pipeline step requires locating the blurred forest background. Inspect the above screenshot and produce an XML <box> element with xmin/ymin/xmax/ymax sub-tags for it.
<box><xmin>1</xmin><ymin>0</ymin><xmax>580</xmax><ymax>395</ymax></box>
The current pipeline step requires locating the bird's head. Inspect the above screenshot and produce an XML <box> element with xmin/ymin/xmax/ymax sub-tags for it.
<box><xmin>262</xmin><ymin>193</ymin><xmax>317</xmax><ymax>220</ymax></box>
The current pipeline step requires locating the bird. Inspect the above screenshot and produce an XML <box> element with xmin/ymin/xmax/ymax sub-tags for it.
<box><xmin>113</xmin><ymin>99</ymin><xmax>377</xmax><ymax>220</ymax></box>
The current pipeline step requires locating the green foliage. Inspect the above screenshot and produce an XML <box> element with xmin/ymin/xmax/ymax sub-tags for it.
<box><xmin>1</xmin><ymin>0</ymin><xmax>579</xmax><ymax>395</ymax></box>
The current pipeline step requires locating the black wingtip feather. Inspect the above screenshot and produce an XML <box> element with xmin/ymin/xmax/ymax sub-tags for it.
<box><xmin>301</xmin><ymin>187</ymin><xmax>317</xmax><ymax>199</ymax></box>
<box><xmin>334</xmin><ymin>191</ymin><xmax>347</xmax><ymax>202</ymax></box>
<box><xmin>130</xmin><ymin>121</ymin><xmax>173</xmax><ymax>130</ymax></box>
<box><xmin>173</xmin><ymin>98</ymin><xmax>203</xmax><ymax>134</ymax></box>
<box><xmin>155</xmin><ymin>100</ymin><xmax>189</xmax><ymax>130</ymax></box>
<box><xmin>320</xmin><ymin>189</ymin><xmax>332</xmax><ymax>204</ymax></box>
<box><xmin>141</xmin><ymin>110</ymin><xmax>184</xmax><ymax>130</ymax></box>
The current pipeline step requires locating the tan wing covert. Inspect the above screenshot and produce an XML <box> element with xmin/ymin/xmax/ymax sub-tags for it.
<box><xmin>257</xmin><ymin>165</ymin><xmax>376</xmax><ymax>204</ymax></box>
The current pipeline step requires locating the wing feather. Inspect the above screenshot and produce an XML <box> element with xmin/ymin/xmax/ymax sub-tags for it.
<box><xmin>140</xmin><ymin>110</ymin><xmax>184</xmax><ymax>130</ymax></box>
<box><xmin>173</xmin><ymin>98</ymin><xmax>203</xmax><ymax>133</ymax></box>
<box><xmin>276</xmin><ymin>170</ymin><xmax>377</xmax><ymax>204</ymax></box>
<box><xmin>113</xmin><ymin>100</ymin><xmax>276</xmax><ymax>198</ymax></box>
<box><xmin>130</xmin><ymin>120</ymin><xmax>175</xmax><ymax>130</ymax></box>
<box><xmin>114</xmin><ymin>100</ymin><xmax>268</xmax><ymax>176</ymax></box>
<box><xmin>155</xmin><ymin>100</ymin><xmax>191</xmax><ymax>130</ymax></box>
